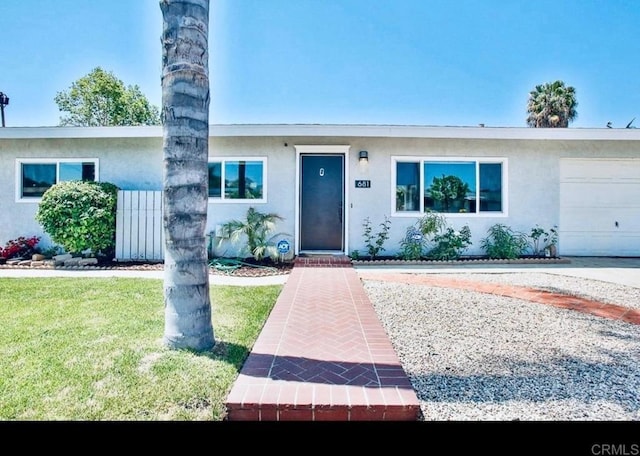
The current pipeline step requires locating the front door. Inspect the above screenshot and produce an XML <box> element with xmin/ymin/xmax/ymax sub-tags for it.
<box><xmin>299</xmin><ymin>154</ymin><xmax>345</xmax><ymax>252</ymax></box>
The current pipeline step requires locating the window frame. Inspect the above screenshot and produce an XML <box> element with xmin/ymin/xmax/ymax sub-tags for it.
<box><xmin>15</xmin><ymin>158</ymin><xmax>99</xmax><ymax>203</ymax></box>
<box><xmin>391</xmin><ymin>156</ymin><xmax>508</xmax><ymax>217</ymax></box>
<box><xmin>207</xmin><ymin>156</ymin><xmax>267</xmax><ymax>204</ymax></box>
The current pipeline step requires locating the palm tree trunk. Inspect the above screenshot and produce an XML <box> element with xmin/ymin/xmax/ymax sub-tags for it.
<box><xmin>160</xmin><ymin>0</ymin><xmax>214</xmax><ymax>351</ymax></box>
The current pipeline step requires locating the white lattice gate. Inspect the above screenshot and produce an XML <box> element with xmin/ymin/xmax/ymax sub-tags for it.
<box><xmin>115</xmin><ymin>190</ymin><xmax>164</xmax><ymax>261</ymax></box>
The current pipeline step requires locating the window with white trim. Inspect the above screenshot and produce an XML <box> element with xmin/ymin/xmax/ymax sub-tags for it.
<box><xmin>208</xmin><ymin>158</ymin><xmax>266</xmax><ymax>203</ymax></box>
<box><xmin>393</xmin><ymin>157</ymin><xmax>506</xmax><ymax>215</ymax></box>
<box><xmin>16</xmin><ymin>159</ymin><xmax>98</xmax><ymax>202</ymax></box>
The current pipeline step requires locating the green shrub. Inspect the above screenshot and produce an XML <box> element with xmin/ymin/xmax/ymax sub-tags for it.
<box><xmin>428</xmin><ymin>225</ymin><xmax>472</xmax><ymax>260</ymax></box>
<box><xmin>399</xmin><ymin>211</ymin><xmax>471</xmax><ymax>261</ymax></box>
<box><xmin>219</xmin><ymin>207</ymin><xmax>288</xmax><ymax>262</ymax></box>
<box><xmin>416</xmin><ymin>210</ymin><xmax>448</xmax><ymax>237</ymax></box>
<box><xmin>529</xmin><ymin>225</ymin><xmax>548</xmax><ymax>256</ymax></box>
<box><xmin>480</xmin><ymin>224</ymin><xmax>529</xmax><ymax>259</ymax></box>
<box><xmin>362</xmin><ymin>216</ymin><xmax>391</xmax><ymax>259</ymax></box>
<box><xmin>35</xmin><ymin>180</ymin><xmax>119</xmax><ymax>257</ymax></box>
<box><xmin>398</xmin><ymin>211</ymin><xmax>442</xmax><ymax>260</ymax></box>
<box><xmin>398</xmin><ymin>226</ymin><xmax>425</xmax><ymax>260</ymax></box>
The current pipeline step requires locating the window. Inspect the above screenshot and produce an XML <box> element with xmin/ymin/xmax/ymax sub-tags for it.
<box><xmin>17</xmin><ymin>159</ymin><xmax>98</xmax><ymax>201</ymax></box>
<box><xmin>208</xmin><ymin>158</ymin><xmax>266</xmax><ymax>203</ymax></box>
<box><xmin>393</xmin><ymin>157</ymin><xmax>506</xmax><ymax>215</ymax></box>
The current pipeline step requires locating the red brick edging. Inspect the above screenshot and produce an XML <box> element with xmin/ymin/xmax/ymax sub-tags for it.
<box><xmin>358</xmin><ymin>273</ymin><xmax>640</xmax><ymax>326</ymax></box>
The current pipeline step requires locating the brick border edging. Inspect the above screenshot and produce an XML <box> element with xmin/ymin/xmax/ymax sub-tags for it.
<box><xmin>359</xmin><ymin>272</ymin><xmax>640</xmax><ymax>325</ymax></box>
<box><xmin>1</xmin><ymin>255</ymin><xmax>568</xmax><ymax>270</ymax></box>
<box><xmin>352</xmin><ymin>257</ymin><xmax>571</xmax><ymax>266</ymax></box>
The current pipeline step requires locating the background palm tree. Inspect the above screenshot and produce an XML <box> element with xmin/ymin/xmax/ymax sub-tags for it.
<box><xmin>160</xmin><ymin>0</ymin><xmax>215</xmax><ymax>351</ymax></box>
<box><xmin>526</xmin><ymin>80</ymin><xmax>578</xmax><ymax>128</ymax></box>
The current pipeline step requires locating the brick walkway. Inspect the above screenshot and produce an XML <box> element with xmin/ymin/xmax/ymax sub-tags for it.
<box><xmin>225</xmin><ymin>256</ymin><xmax>421</xmax><ymax>421</ymax></box>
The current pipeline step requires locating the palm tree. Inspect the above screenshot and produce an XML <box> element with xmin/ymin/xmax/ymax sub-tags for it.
<box><xmin>526</xmin><ymin>80</ymin><xmax>578</xmax><ymax>128</ymax></box>
<box><xmin>160</xmin><ymin>0</ymin><xmax>214</xmax><ymax>351</ymax></box>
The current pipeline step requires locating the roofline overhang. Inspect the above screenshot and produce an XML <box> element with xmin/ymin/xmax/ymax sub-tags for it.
<box><xmin>1</xmin><ymin>123</ymin><xmax>639</xmax><ymax>141</ymax></box>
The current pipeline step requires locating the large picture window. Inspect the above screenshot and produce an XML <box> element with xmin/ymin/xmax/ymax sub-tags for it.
<box><xmin>208</xmin><ymin>158</ymin><xmax>266</xmax><ymax>203</ymax></box>
<box><xmin>17</xmin><ymin>159</ymin><xmax>98</xmax><ymax>201</ymax></box>
<box><xmin>393</xmin><ymin>157</ymin><xmax>506</xmax><ymax>215</ymax></box>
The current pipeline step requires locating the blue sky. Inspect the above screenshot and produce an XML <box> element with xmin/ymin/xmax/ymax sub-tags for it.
<box><xmin>1</xmin><ymin>0</ymin><xmax>638</xmax><ymax>128</ymax></box>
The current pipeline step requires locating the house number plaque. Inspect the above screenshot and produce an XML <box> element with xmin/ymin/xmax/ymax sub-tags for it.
<box><xmin>355</xmin><ymin>180</ymin><xmax>371</xmax><ymax>188</ymax></box>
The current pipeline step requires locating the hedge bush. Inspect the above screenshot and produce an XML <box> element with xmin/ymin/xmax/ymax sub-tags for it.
<box><xmin>35</xmin><ymin>180</ymin><xmax>119</xmax><ymax>257</ymax></box>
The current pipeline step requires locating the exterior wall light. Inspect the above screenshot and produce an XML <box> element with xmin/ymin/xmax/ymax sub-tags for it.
<box><xmin>0</xmin><ymin>92</ymin><xmax>9</xmax><ymax>127</ymax></box>
<box><xmin>359</xmin><ymin>150</ymin><xmax>368</xmax><ymax>163</ymax></box>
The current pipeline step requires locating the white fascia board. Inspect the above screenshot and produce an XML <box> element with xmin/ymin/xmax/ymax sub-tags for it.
<box><xmin>212</xmin><ymin>124</ymin><xmax>640</xmax><ymax>141</ymax></box>
<box><xmin>1</xmin><ymin>123</ymin><xmax>640</xmax><ymax>141</ymax></box>
<box><xmin>0</xmin><ymin>125</ymin><xmax>162</xmax><ymax>139</ymax></box>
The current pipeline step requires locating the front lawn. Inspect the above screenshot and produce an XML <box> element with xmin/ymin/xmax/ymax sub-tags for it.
<box><xmin>0</xmin><ymin>277</ymin><xmax>281</xmax><ymax>421</ymax></box>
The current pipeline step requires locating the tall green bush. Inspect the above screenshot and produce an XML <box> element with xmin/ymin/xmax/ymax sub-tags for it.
<box><xmin>398</xmin><ymin>211</ymin><xmax>472</xmax><ymax>261</ymax></box>
<box><xmin>35</xmin><ymin>180</ymin><xmax>119</xmax><ymax>257</ymax></box>
<box><xmin>428</xmin><ymin>226</ymin><xmax>472</xmax><ymax>260</ymax></box>
<box><xmin>362</xmin><ymin>216</ymin><xmax>392</xmax><ymax>259</ymax></box>
<box><xmin>398</xmin><ymin>211</ymin><xmax>446</xmax><ymax>260</ymax></box>
<box><xmin>398</xmin><ymin>226</ymin><xmax>425</xmax><ymax>261</ymax></box>
<box><xmin>480</xmin><ymin>224</ymin><xmax>529</xmax><ymax>259</ymax></box>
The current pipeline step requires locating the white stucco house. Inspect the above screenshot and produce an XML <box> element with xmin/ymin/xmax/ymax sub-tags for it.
<box><xmin>0</xmin><ymin>123</ymin><xmax>639</xmax><ymax>260</ymax></box>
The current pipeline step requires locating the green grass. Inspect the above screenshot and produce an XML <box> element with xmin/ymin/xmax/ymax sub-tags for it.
<box><xmin>0</xmin><ymin>277</ymin><xmax>281</xmax><ymax>421</ymax></box>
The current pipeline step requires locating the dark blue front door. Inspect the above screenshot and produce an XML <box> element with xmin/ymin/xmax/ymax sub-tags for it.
<box><xmin>300</xmin><ymin>154</ymin><xmax>344</xmax><ymax>251</ymax></box>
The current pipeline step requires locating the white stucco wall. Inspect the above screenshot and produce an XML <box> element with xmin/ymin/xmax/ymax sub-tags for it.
<box><xmin>341</xmin><ymin>137</ymin><xmax>552</xmax><ymax>257</ymax></box>
<box><xmin>206</xmin><ymin>136</ymin><xmax>297</xmax><ymax>258</ymax></box>
<box><xmin>345</xmin><ymin>137</ymin><xmax>640</xmax><ymax>257</ymax></box>
<box><xmin>1</xmin><ymin>126</ymin><xmax>639</xmax><ymax>258</ymax></box>
<box><xmin>208</xmin><ymin>135</ymin><xmax>640</xmax><ymax>258</ymax></box>
<box><xmin>0</xmin><ymin>136</ymin><xmax>162</xmax><ymax>249</ymax></box>
<box><xmin>0</xmin><ymin>134</ymin><xmax>299</xmax><ymax>256</ymax></box>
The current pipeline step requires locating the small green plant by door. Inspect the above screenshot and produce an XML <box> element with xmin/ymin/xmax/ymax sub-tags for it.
<box><xmin>362</xmin><ymin>216</ymin><xmax>391</xmax><ymax>259</ymax></box>
<box><xmin>219</xmin><ymin>207</ymin><xmax>288</xmax><ymax>262</ymax></box>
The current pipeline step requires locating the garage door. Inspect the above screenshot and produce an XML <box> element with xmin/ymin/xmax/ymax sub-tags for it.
<box><xmin>560</xmin><ymin>158</ymin><xmax>640</xmax><ymax>256</ymax></box>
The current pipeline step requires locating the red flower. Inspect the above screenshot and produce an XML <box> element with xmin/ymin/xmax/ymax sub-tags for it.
<box><xmin>0</xmin><ymin>236</ymin><xmax>40</xmax><ymax>259</ymax></box>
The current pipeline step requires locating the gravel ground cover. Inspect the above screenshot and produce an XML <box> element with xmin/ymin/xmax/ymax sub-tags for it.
<box><xmin>363</xmin><ymin>273</ymin><xmax>640</xmax><ymax>421</ymax></box>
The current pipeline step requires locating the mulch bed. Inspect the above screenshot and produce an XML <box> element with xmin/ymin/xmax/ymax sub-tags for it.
<box><xmin>207</xmin><ymin>258</ymin><xmax>294</xmax><ymax>277</ymax></box>
<box><xmin>0</xmin><ymin>258</ymin><xmax>295</xmax><ymax>277</ymax></box>
<box><xmin>0</xmin><ymin>255</ymin><xmax>569</xmax><ymax>277</ymax></box>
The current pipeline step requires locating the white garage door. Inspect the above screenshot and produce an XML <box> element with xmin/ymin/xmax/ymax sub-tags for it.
<box><xmin>560</xmin><ymin>158</ymin><xmax>640</xmax><ymax>256</ymax></box>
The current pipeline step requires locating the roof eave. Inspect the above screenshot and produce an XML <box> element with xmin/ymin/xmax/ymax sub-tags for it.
<box><xmin>0</xmin><ymin>124</ymin><xmax>639</xmax><ymax>141</ymax></box>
